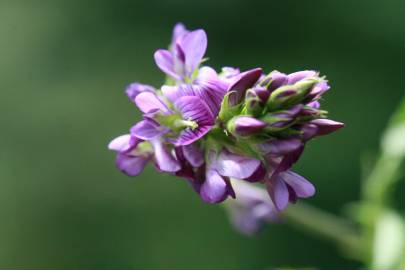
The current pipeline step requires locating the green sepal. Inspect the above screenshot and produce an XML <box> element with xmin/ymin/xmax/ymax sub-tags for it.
<box><xmin>260</xmin><ymin>112</ymin><xmax>295</xmax><ymax>132</ymax></box>
<box><xmin>225</xmin><ymin>116</ymin><xmax>238</xmax><ymax>136</ymax></box>
<box><xmin>218</xmin><ymin>91</ymin><xmax>243</xmax><ymax>122</ymax></box>
<box><xmin>272</xmin><ymin>127</ymin><xmax>303</xmax><ymax>138</ymax></box>
<box><xmin>226</xmin><ymin>138</ymin><xmax>265</xmax><ymax>162</ymax></box>
<box><xmin>258</xmin><ymin>70</ymin><xmax>279</xmax><ymax>89</ymax></box>
<box><xmin>205</xmin><ymin>126</ymin><xmax>264</xmax><ymax>162</ymax></box>
<box><xmin>294</xmin><ymin>107</ymin><xmax>329</xmax><ymax>123</ymax></box>
<box><xmin>132</xmin><ymin>141</ymin><xmax>154</xmax><ymax>156</ymax></box>
<box><xmin>164</xmin><ymin>76</ymin><xmax>177</xmax><ymax>86</ymax></box>
<box><xmin>244</xmin><ymin>89</ymin><xmax>264</xmax><ymax>116</ymax></box>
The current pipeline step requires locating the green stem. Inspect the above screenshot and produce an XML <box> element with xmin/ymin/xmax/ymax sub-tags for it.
<box><xmin>230</xmin><ymin>180</ymin><xmax>363</xmax><ymax>258</ymax></box>
<box><xmin>363</xmin><ymin>154</ymin><xmax>402</xmax><ymax>205</ymax></box>
<box><xmin>282</xmin><ymin>203</ymin><xmax>363</xmax><ymax>259</ymax></box>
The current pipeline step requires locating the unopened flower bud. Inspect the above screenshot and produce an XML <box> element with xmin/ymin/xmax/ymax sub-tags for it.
<box><xmin>296</xmin><ymin>106</ymin><xmax>327</xmax><ymax>122</ymax></box>
<box><xmin>310</xmin><ymin>119</ymin><xmax>344</xmax><ymax>136</ymax></box>
<box><xmin>247</xmin><ymin>87</ymin><xmax>270</xmax><ymax>103</ymax></box>
<box><xmin>259</xmin><ymin>138</ymin><xmax>302</xmax><ymax>155</ymax></box>
<box><xmin>220</xmin><ymin>67</ymin><xmax>240</xmax><ymax>79</ymax></box>
<box><xmin>307</xmin><ymin>100</ymin><xmax>320</xmax><ymax>109</ymax></box>
<box><xmin>305</xmin><ymin>81</ymin><xmax>330</xmax><ymax>101</ymax></box>
<box><xmin>287</xmin><ymin>70</ymin><xmax>318</xmax><ymax>84</ymax></box>
<box><xmin>245</xmin><ymin>96</ymin><xmax>261</xmax><ymax>116</ymax></box>
<box><xmin>126</xmin><ymin>83</ymin><xmax>156</xmax><ymax>103</ymax></box>
<box><xmin>260</xmin><ymin>71</ymin><xmax>288</xmax><ymax>92</ymax></box>
<box><xmin>261</xmin><ymin>105</ymin><xmax>302</xmax><ymax>131</ymax></box>
<box><xmin>267</xmin><ymin>78</ymin><xmax>319</xmax><ymax>111</ymax></box>
<box><xmin>245</xmin><ymin>87</ymin><xmax>270</xmax><ymax>115</ymax></box>
<box><xmin>261</xmin><ymin>112</ymin><xmax>294</xmax><ymax>130</ymax></box>
<box><xmin>227</xmin><ymin>116</ymin><xmax>267</xmax><ymax>136</ymax></box>
<box><xmin>297</xmin><ymin>123</ymin><xmax>319</xmax><ymax>141</ymax></box>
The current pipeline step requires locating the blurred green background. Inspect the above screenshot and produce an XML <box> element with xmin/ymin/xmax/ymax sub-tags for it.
<box><xmin>1</xmin><ymin>0</ymin><xmax>404</xmax><ymax>269</ymax></box>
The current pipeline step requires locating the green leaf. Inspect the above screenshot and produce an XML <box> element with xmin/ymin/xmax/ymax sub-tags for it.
<box><xmin>371</xmin><ymin>210</ymin><xmax>405</xmax><ymax>270</ymax></box>
<box><xmin>363</xmin><ymin>98</ymin><xmax>405</xmax><ymax>203</ymax></box>
<box><xmin>382</xmin><ymin>103</ymin><xmax>405</xmax><ymax>158</ymax></box>
<box><xmin>360</xmin><ymin>98</ymin><xmax>405</xmax><ymax>270</ymax></box>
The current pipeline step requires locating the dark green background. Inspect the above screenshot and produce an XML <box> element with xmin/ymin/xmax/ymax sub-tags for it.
<box><xmin>1</xmin><ymin>0</ymin><xmax>404</xmax><ymax>269</ymax></box>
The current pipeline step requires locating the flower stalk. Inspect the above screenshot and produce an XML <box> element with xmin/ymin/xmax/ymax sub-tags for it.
<box><xmin>228</xmin><ymin>179</ymin><xmax>363</xmax><ymax>258</ymax></box>
<box><xmin>283</xmin><ymin>203</ymin><xmax>363</xmax><ymax>258</ymax></box>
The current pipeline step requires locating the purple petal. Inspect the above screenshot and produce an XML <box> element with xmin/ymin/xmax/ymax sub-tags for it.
<box><xmin>116</xmin><ymin>154</ymin><xmax>149</xmax><ymax>176</ymax></box>
<box><xmin>215</xmin><ymin>151</ymin><xmax>261</xmax><ymax>179</ymax></box>
<box><xmin>234</xmin><ymin>116</ymin><xmax>267</xmax><ymax>136</ymax></box>
<box><xmin>178</xmin><ymin>29</ymin><xmax>207</xmax><ymax>75</ymax></box>
<box><xmin>135</xmin><ymin>92</ymin><xmax>170</xmax><ymax>114</ymax></box>
<box><xmin>280</xmin><ymin>171</ymin><xmax>315</xmax><ymax>198</ymax></box>
<box><xmin>309</xmin><ymin>81</ymin><xmax>330</xmax><ymax>97</ymax></box>
<box><xmin>311</xmin><ymin>119</ymin><xmax>344</xmax><ymax>136</ymax></box>
<box><xmin>196</xmin><ymin>66</ymin><xmax>228</xmax><ymax>93</ymax></box>
<box><xmin>287</xmin><ymin>185</ymin><xmax>298</xmax><ymax>203</ymax></box>
<box><xmin>154</xmin><ymin>49</ymin><xmax>181</xmax><ymax>80</ymax></box>
<box><xmin>267</xmin><ymin>176</ymin><xmax>289</xmax><ymax>211</ymax></box>
<box><xmin>173</xmin><ymin>43</ymin><xmax>186</xmax><ymax>66</ymax></box>
<box><xmin>228</xmin><ymin>181</ymin><xmax>277</xmax><ymax>235</ymax></box>
<box><xmin>175</xmin><ymin>95</ymin><xmax>215</xmax><ymax>124</ymax></box>
<box><xmin>162</xmin><ymin>79</ymin><xmax>226</xmax><ymax>117</ymax></box>
<box><xmin>267</xmin><ymin>71</ymin><xmax>288</xmax><ymax>91</ymax></box>
<box><xmin>174</xmin><ymin>91</ymin><xmax>205</xmax><ymax>113</ymax></box>
<box><xmin>195</xmin><ymin>66</ymin><xmax>217</xmax><ymax>81</ymax></box>
<box><xmin>108</xmin><ymin>134</ymin><xmax>132</xmax><ymax>152</ymax></box>
<box><xmin>260</xmin><ymin>139</ymin><xmax>302</xmax><ymax>156</ymax></box>
<box><xmin>307</xmin><ymin>100</ymin><xmax>320</xmax><ymax>109</ymax></box>
<box><xmin>172</xmin><ymin>96</ymin><xmax>215</xmax><ymax>146</ymax></box>
<box><xmin>151</xmin><ymin>139</ymin><xmax>180</xmax><ymax>172</ymax></box>
<box><xmin>287</xmin><ymin>70</ymin><xmax>318</xmax><ymax>84</ymax></box>
<box><xmin>173</xmin><ymin>147</ymin><xmax>199</xmax><ymax>181</ymax></box>
<box><xmin>125</xmin><ymin>83</ymin><xmax>155</xmax><ymax>103</ymax></box>
<box><xmin>228</xmin><ymin>68</ymin><xmax>262</xmax><ymax>106</ymax></box>
<box><xmin>229</xmin><ymin>202</ymin><xmax>275</xmax><ymax>235</ymax></box>
<box><xmin>160</xmin><ymin>85</ymin><xmax>179</xmax><ymax>101</ymax></box>
<box><xmin>200</xmin><ymin>168</ymin><xmax>228</xmax><ymax>203</ymax></box>
<box><xmin>171</xmin><ymin>23</ymin><xmax>188</xmax><ymax>45</ymax></box>
<box><xmin>220</xmin><ymin>67</ymin><xmax>241</xmax><ymax>87</ymax></box>
<box><xmin>268</xmin><ymin>146</ymin><xmax>305</xmax><ymax>179</ymax></box>
<box><xmin>174</xmin><ymin>158</ymin><xmax>195</xmax><ymax>181</ymax></box>
<box><xmin>276</xmin><ymin>146</ymin><xmax>305</xmax><ymax>173</ymax></box>
<box><xmin>248</xmin><ymin>87</ymin><xmax>270</xmax><ymax>103</ymax></box>
<box><xmin>245</xmin><ymin>163</ymin><xmax>266</xmax><ymax>182</ymax></box>
<box><xmin>130</xmin><ymin>119</ymin><xmax>165</xmax><ymax>140</ymax></box>
<box><xmin>200</xmin><ymin>66</ymin><xmax>227</xmax><ymax>84</ymax></box>
<box><xmin>300</xmin><ymin>123</ymin><xmax>319</xmax><ymax>141</ymax></box>
<box><xmin>182</xmin><ymin>144</ymin><xmax>204</xmax><ymax>167</ymax></box>
<box><xmin>229</xmin><ymin>209</ymin><xmax>263</xmax><ymax>235</ymax></box>
<box><xmin>221</xmin><ymin>67</ymin><xmax>240</xmax><ymax>79</ymax></box>
<box><xmin>288</xmin><ymin>104</ymin><xmax>305</xmax><ymax>115</ymax></box>
<box><xmin>187</xmin><ymin>166</ymin><xmax>205</xmax><ymax>193</ymax></box>
<box><xmin>198</xmin><ymin>86</ymin><xmax>226</xmax><ymax>117</ymax></box>
<box><xmin>173</xmin><ymin>126</ymin><xmax>213</xmax><ymax>146</ymax></box>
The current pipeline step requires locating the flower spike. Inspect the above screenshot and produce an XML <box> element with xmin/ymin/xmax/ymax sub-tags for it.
<box><xmin>109</xmin><ymin>23</ymin><xmax>344</xmax><ymax>222</ymax></box>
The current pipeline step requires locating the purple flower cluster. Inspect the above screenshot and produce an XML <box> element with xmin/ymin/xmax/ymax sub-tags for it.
<box><xmin>109</xmin><ymin>23</ymin><xmax>343</xmax><ymax>213</ymax></box>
